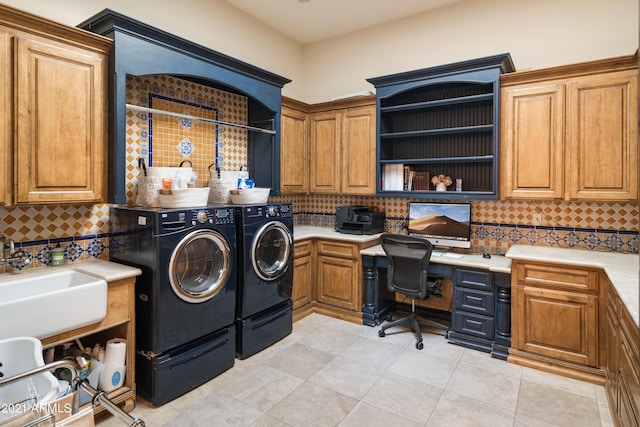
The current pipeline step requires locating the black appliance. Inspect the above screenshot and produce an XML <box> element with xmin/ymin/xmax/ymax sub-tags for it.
<box><xmin>335</xmin><ymin>206</ymin><xmax>385</xmax><ymax>235</ymax></box>
<box><xmin>234</xmin><ymin>203</ymin><xmax>294</xmax><ymax>359</ymax></box>
<box><xmin>109</xmin><ymin>205</ymin><xmax>237</xmax><ymax>405</ymax></box>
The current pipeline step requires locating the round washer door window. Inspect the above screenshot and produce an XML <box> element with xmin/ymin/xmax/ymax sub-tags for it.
<box><xmin>169</xmin><ymin>229</ymin><xmax>231</xmax><ymax>303</ymax></box>
<box><xmin>251</xmin><ymin>221</ymin><xmax>292</xmax><ymax>281</ymax></box>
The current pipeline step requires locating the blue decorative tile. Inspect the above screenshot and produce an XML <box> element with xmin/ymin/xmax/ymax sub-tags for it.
<box><xmin>36</xmin><ymin>245</ymin><xmax>53</xmax><ymax>266</ymax></box>
<box><xmin>179</xmin><ymin>118</ymin><xmax>194</xmax><ymax>130</ymax></box>
<box><xmin>491</xmin><ymin>227</ymin><xmax>505</xmax><ymax>241</ymax></box>
<box><xmin>563</xmin><ymin>231</ymin><xmax>580</xmax><ymax>248</ymax></box>
<box><xmin>525</xmin><ymin>229</ymin><xmax>541</xmax><ymax>244</ymax></box>
<box><xmin>65</xmin><ymin>242</ymin><xmax>83</xmax><ymax>262</ymax></box>
<box><xmin>475</xmin><ymin>225</ymin><xmax>489</xmax><ymax>240</ymax></box>
<box><xmin>583</xmin><ymin>232</ymin><xmax>602</xmax><ymax>250</ymax></box>
<box><xmin>604</xmin><ymin>234</ymin><xmax>624</xmax><ymax>252</ymax></box>
<box><xmin>7</xmin><ymin>249</ymin><xmax>32</xmax><ymax>270</ymax></box>
<box><xmin>508</xmin><ymin>228</ymin><xmax>523</xmax><ymax>243</ymax></box>
<box><xmin>177</xmin><ymin>138</ymin><xmax>195</xmax><ymax>155</ymax></box>
<box><xmin>626</xmin><ymin>235</ymin><xmax>638</xmax><ymax>253</ymax></box>
<box><xmin>543</xmin><ymin>230</ymin><xmax>560</xmax><ymax>246</ymax></box>
<box><xmin>87</xmin><ymin>240</ymin><xmax>106</xmax><ymax>258</ymax></box>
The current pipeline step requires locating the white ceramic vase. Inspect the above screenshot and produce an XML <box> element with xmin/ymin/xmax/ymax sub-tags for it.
<box><xmin>436</xmin><ymin>182</ymin><xmax>447</xmax><ymax>192</ymax></box>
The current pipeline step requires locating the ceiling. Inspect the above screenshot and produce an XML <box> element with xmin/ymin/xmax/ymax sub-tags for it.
<box><xmin>223</xmin><ymin>0</ymin><xmax>461</xmax><ymax>44</ymax></box>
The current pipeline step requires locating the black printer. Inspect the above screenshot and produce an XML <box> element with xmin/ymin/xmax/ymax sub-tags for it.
<box><xmin>335</xmin><ymin>206</ymin><xmax>385</xmax><ymax>235</ymax></box>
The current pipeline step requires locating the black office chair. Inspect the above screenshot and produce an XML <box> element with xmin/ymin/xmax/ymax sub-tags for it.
<box><xmin>377</xmin><ymin>233</ymin><xmax>449</xmax><ymax>350</ymax></box>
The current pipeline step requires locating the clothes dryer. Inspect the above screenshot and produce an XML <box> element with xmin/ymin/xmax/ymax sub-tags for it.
<box><xmin>110</xmin><ymin>205</ymin><xmax>237</xmax><ymax>405</ymax></box>
<box><xmin>234</xmin><ymin>203</ymin><xmax>294</xmax><ymax>359</ymax></box>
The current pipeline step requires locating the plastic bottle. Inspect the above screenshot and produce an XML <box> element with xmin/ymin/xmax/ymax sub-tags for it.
<box><xmin>52</xmin><ymin>243</ymin><xmax>65</xmax><ymax>266</ymax></box>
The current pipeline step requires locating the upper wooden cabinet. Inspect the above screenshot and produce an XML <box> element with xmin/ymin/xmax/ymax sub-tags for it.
<box><xmin>281</xmin><ymin>96</ymin><xmax>376</xmax><ymax>196</ymax></box>
<box><xmin>0</xmin><ymin>4</ymin><xmax>110</xmax><ymax>206</ymax></box>
<box><xmin>501</xmin><ymin>55</ymin><xmax>638</xmax><ymax>201</ymax></box>
<box><xmin>281</xmin><ymin>101</ymin><xmax>309</xmax><ymax>194</ymax></box>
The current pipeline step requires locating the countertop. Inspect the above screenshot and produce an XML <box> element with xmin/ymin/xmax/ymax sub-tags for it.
<box><xmin>507</xmin><ymin>244</ymin><xmax>639</xmax><ymax>326</ymax></box>
<box><xmin>293</xmin><ymin>225</ymin><xmax>382</xmax><ymax>244</ymax></box>
<box><xmin>0</xmin><ymin>259</ymin><xmax>142</xmax><ymax>284</ymax></box>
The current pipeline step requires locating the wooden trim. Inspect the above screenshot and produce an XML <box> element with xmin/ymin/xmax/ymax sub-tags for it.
<box><xmin>309</xmin><ymin>95</ymin><xmax>376</xmax><ymax>113</ymax></box>
<box><xmin>509</xmin><ymin>349</ymin><xmax>606</xmax><ymax>385</ymax></box>
<box><xmin>501</xmin><ymin>54</ymin><xmax>638</xmax><ymax>86</ymax></box>
<box><xmin>0</xmin><ymin>4</ymin><xmax>112</xmax><ymax>52</ymax></box>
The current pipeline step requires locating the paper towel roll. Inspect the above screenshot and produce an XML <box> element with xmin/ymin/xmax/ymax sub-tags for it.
<box><xmin>104</xmin><ymin>338</ymin><xmax>126</xmax><ymax>366</ymax></box>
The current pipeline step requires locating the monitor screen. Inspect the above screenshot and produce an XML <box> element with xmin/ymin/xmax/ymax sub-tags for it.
<box><xmin>408</xmin><ymin>202</ymin><xmax>471</xmax><ymax>249</ymax></box>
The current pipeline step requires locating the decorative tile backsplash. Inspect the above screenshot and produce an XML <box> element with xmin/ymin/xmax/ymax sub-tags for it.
<box><xmin>0</xmin><ymin>75</ymin><xmax>637</xmax><ymax>273</ymax></box>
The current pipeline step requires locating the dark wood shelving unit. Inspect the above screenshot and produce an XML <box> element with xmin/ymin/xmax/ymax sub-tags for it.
<box><xmin>368</xmin><ymin>54</ymin><xmax>515</xmax><ymax>199</ymax></box>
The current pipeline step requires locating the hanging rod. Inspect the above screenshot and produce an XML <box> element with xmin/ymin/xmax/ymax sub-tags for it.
<box><xmin>125</xmin><ymin>104</ymin><xmax>276</xmax><ymax>135</ymax></box>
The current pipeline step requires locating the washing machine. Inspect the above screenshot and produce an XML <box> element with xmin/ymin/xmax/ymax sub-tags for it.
<box><xmin>109</xmin><ymin>205</ymin><xmax>237</xmax><ymax>405</ymax></box>
<box><xmin>234</xmin><ymin>203</ymin><xmax>294</xmax><ymax>359</ymax></box>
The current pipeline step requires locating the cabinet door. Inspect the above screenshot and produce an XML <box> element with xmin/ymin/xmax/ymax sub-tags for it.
<box><xmin>515</xmin><ymin>286</ymin><xmax>598</xmax><ymax>366</ymax></box>
<box><xmin>280</xmin><ymin>106</ymin><xmax>309</xmax><ymax>194</ymax></box>
<box><xmin>316</xmin><ymin>254</ymin><xmax>360</xmax><ymax>311</ymax></box>
<box><xmin>341</xmin><ymin>106</ymin><xmax>375</xmax><ymax>195</ymax></box>
<box><xmin>293</xmin><ymin>240</ymin><xmax>313</xmax><ymax>310</ymax></box>
<box><xmin>501</xmin><ymin>83</ymin><xmax>565</xmax><ymax>200</ymax></box>
<box><xmin>15</xmin><ymin>37</ymin><xmax>106</xmax><ymax>204</ymax></box>
<box><xmin>0</xmin><ymin>30</ymin><xmax>9</xmax><ymax>206</ymax></box>
<box><xmin>309</xmin><ymin>111</ymin><xmax>340</xmax><ymax>194</ymax></box>
<box><xmin>568</xmin><ymin>70</ymin><xmax>638</xmax><ymax>201</ymax></box>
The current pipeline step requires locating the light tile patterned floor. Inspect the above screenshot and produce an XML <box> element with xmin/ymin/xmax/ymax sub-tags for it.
<box><xmin>97</xmin><ymin>313</ymin><xmax>613</xmax><ymax>427</ymax></box>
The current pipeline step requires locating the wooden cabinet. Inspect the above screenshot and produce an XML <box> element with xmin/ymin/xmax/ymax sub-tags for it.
<box><xmin>293</xmin><ymin>239</ymin><xmax>313</xmax><ymax>313</ymax></box>
<box><xmin>281</xmin><ymin>101</ymin><xmax>309</xmax><ymax>194</ymax></box>
<box><xmin>316</xmin><ymin>240</ymin><xmax>361</xmax><ymax>311</ymax></box>
<box><xmin>367</xmin><ymin>54</ymin><xmax>514</xmax><ymax>200</ymax></box>
<box><xmin>605</xmin><ymin>283</ymin><xmax>640</xmax><ymax>427</ymax></box>
<box><xmin>0</xmin><ymin>4</ymin><xmax>110</xmax><ymax>206</ymax></box>
<box><xmin>510</xmin><ymin>260</ymin><xmax>605</xmax><ymax>384</ymax></box>
<box><xmin>309</xmin><ymin>99</ymin><xmax>376</xmax><ymax>195</ymax></box>
<box><xmin>41</xmin><ymin>277</ymin><xmax>137</xmax><ymax>414</ymax></box>
<box><xmin>501</xmin><ymin>55</ymin><xmax>638</xmax><ymax>201</ymax></box>
<box><xmin>281</xmin><ymin>96</ymin><xmax>375</xmax><ymax>196</ymax></box>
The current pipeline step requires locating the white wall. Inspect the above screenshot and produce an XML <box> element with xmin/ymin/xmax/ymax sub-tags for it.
<box><xmin>301</xmin><ymin>0</ymin><xmax>639</xmax><ymax>103</ymax></box>
<box><xmin>2</xmin><ymin>0</ymin><xmax>638</xmax><ymax>103</ymax></box>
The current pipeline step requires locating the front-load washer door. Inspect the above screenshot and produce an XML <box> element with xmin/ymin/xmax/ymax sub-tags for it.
<box><xmin>251</xmin><ymin>221</ymin><xmax>292</xmax><ymax>282</ymax></box>
<box><xmin>169</xmin><ymin>229</ymin><xmax>231</xmax><ymax>303</ymax></box>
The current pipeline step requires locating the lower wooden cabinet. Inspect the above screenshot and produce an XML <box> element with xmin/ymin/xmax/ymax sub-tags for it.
<box><xmin>292</xmin><ymin>237</ymin><xmax>376</xmax><ymax>323</ymax></box>
<box><xmin>293</xmin><ymin>239</ymin><xmax>313</xmax><ymax>311</ymax></box>
<box><xmin>606</xmin><ymin>283</ymin><xmax>640</xmax><ymax>427</ymax></box>
<box><xmin>510</xmin><ymin>260</ymin><xmax>605</xmax><ymax>384</ymax></box>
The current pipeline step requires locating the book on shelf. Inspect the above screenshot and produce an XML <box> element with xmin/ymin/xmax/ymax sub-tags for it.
<box><xmin>404</xmin><ymin>166</ymin><xmax>415</xmax><ymax>191</ymax></box>
<box><xmin>382</xmin><ymin>164</ymin><xmax>404</xmax><ymax>191</ymax></box>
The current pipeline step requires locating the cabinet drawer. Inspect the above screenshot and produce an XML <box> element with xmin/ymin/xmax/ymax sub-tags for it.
<box><xmin>515</xmin><ymin>262</ymin><xmax>599</xmax><ymax>293</ymax></box>
<box><xmin>455</xmin><ymin>268</ymin><xmax>494</xmax><ymax>291</ymax></box>
<box><xmin>317</xmin><ymin>240</ymin><xmax>358</xmax><ymax>259</ymax></box>
<box><xmin>452</xmin><ymin>311</ymin><xmax>495</xmax><ymax>340</ymax></box>
<box><xmin>294</xmin><ymin>239</ymin><xmax>312</xmax><ymax>258</ymax></box>
<box><xmin>454</xmin><ymin>287</ymin><xmax>495</xmax><ymax>316</ymax></box>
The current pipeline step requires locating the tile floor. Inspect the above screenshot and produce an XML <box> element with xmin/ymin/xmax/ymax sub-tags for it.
<box><xmin>96</xmin><ymin>313</ymin><xmax>614</xmax><ymax>427</ymax></box>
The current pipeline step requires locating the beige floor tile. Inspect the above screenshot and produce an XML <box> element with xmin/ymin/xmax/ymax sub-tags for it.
<box><xmin>223</xmin><ymin>364</ymin><xmax>304</xmax><ymax>412</ymax></box>
<box><xmin>426</xmin><ymin>390</ymin><xmax>515</xmax><ymax>427</ymax></box>
<box><xmin>387</xmin><ymin>347</ymin><xmax>458</xmax><ymax>389</ymax></box>
<box><xmin>163</xmin><ymin>390</ymin><xmax>264</xmax><ymax>426</ymax></box>
<box><xmin>262</xmin><ymin>341</ymin><xmax>335</xmax><ymax>380</ymax></box>
<box><xmin>267</xmin><ymin>382</ymin><xmax>357</xmax><ymax>426</ymax></box>
<box><xmin>515</xmin><ymin>380</ymin><xmax>602</xmax><ymax>426</ymax></box>
<box><xmin>445</xmin><ymin>362</ymin><xmax>521</xmax><ymax>411</ymax></box>
<box><xmin>457</xmin><ymin>348</ymin><xmax>523</xmax><ymax>379</ymax></box>
<box><xmin>362</xmin><ymin>372</ymin><xmax>443</xmax><ymax>424</ymax></box>
<box><xmin>520</xmin><ymin>366</ymin><xmax>600</xmax><ymax>400</ymax></box>
<box><xmin>309</xmin><ymin>356</ymin><xmax>382</xmax><ymax>400</ymax></box>
<box><xmin>338</xmin><ymin>401</ymin><xmax>421</xmax><ymax>427</ymax></box>
<box><xmin>339</xmin><ymin>335</ymin><xmax>405</xmax><ymax>370</ymax></box>
<box><xmin>296</xmin><ymin>325</ymin><xmax>361</xmax><ymax>355</ymax></box>
<box><xmin>251</xmin><ymin>413</ymin><xmax>293</xmax><ymax>426</ymax></box>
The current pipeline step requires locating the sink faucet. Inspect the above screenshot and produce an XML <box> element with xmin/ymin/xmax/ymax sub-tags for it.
<box><xmin>0</xmin><ymin>234</ymin><xmax>32</xmax><ymax>270</ymax></box>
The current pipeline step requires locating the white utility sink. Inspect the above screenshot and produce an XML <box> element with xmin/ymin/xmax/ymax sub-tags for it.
<box><xmin>0</xmin><ymin>270</ymin><xmax>107</xmax><ymax>340</ymax></box>
<box><xmin>0</xmin><ymin>336</ymin><xmax>59</xmax><ymax>422</ymax></box>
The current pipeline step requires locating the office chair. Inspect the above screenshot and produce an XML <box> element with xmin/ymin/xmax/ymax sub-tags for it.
<box><xmin>377</xmin><ymin>233</ymin><xmax>449</xmax><ymax>350</ymax></box>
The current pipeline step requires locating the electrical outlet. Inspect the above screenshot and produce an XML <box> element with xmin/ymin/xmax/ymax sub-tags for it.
<box><xmin>533</xmin><ymin>213</ymin><xmax>542</xmax><ymax>226</ymax></box>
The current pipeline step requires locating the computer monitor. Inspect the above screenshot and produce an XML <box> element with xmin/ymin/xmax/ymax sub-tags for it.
<box><xmin>408</xmin><ymin>202</ymin><xmax>471</xmax><ymax>249</ymax></box>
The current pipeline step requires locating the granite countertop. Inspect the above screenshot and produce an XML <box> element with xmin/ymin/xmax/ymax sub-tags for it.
<box><xmin>507</xmin><ymin>244</ymin><xmax>639</xmax><ymax>326</ymax></box>
<box><xmin>0</xmin><ymin>259</ymin><xmax>141</xmax><ymax>284</ymax></box>
<box><xmin>294</xmin><ymin>225</ymin><xmax>382</xmax><ymax>244</ymax></box>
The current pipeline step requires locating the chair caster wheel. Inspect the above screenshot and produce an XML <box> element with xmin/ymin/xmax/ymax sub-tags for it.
<box><xmin>378</xmin><ymin>329</ymin><xmax>386</xmax><ymax>338</ymax></box>
<box><xmin>416</xmin><ymin>341</ymin><xmax>424</xmax><ymax>350</ymax></box>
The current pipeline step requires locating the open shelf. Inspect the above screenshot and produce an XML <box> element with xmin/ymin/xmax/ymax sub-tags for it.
<box><xmin>368</xmin><ymin>54</ymin><xmax>515</xmax><ymax>200</ymax></box>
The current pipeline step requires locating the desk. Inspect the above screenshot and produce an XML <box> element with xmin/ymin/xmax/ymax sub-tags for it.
<box><xmin>361</xmin><ymin>245</ymin><xmax>512</xmax><ymax>359</ymax></box>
